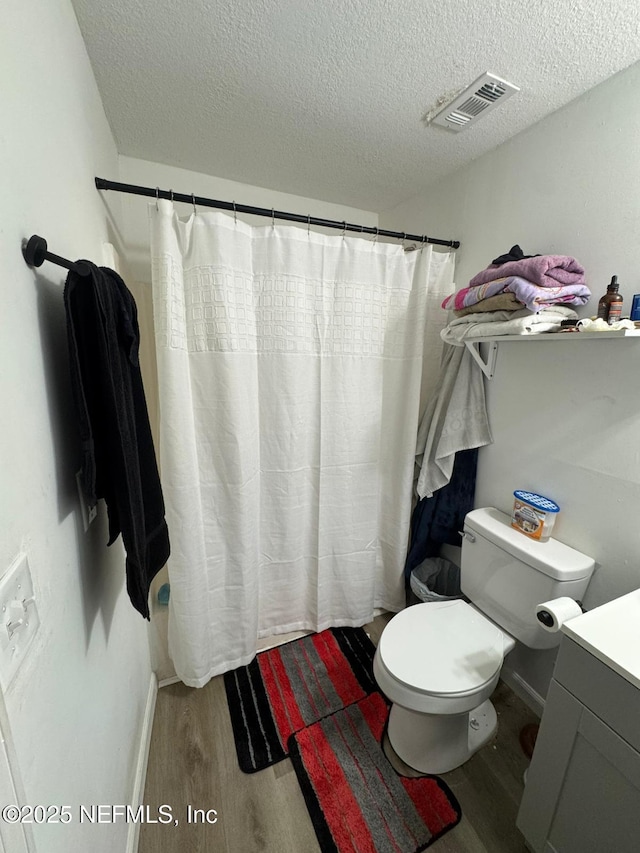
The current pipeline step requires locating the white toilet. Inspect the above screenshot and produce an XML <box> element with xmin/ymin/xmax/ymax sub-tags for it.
<box><xmin>374</xmin><ymin>507</ymin><xmax>595</xmax><ymax>774</ymax></box>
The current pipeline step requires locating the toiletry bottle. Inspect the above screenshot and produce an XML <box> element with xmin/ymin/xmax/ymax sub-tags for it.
<box><xmin>596</xmin><ymin>275</ymin><xmax>623</xmax><ymax>324</ymax></box>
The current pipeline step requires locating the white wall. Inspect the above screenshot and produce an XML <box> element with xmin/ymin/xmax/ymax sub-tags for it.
<box><xmin>382</xmin><ymin>60</ymin><xmax>640</xmax><ymax>306</ymax></box>
<box><xmin>109</xmin><ymin>156</ymin><xmax>379</xmax><ymax>681</ymax></box>
<box><xmin>1</xmin><ymin>3</ymin><xmax>154</xmax><ymax>851</ymax></box>
<box><xmin>380</xmin><ymin>61</ymin><xmax>640</xmax><ymax>706</ymax></box>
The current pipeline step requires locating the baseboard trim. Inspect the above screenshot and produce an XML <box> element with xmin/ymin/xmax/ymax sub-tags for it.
<box><xmin>158</xmin><ymin>674</ymin><xmax>181</xmax><ymax>689</ymax></box>
<box><xmin>126</xmin><ymin>672</ymin><xmax>158</xmax><ymax>853</ymax></box>
<box><xmin>501</xmin><ymin>669</ymin><xmax>545</xmax><ymax>719</ymax></box>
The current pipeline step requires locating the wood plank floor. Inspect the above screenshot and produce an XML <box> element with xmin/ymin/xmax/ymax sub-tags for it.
<box><xmin>139</xmin><ymin>615</ymin><xmax>536</xmax><ymax>853</ymax></box>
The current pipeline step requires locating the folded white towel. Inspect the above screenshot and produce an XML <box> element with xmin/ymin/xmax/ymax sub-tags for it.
<box><xmin>441</xmin><ymin>307</ymin><xmax>578</xmax><ymax>345</ymax></box>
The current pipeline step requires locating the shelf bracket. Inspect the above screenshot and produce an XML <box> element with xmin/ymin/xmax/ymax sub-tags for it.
<box><xmin>465</xmin><ymin>340</ymin><xmax>498</xmax><ymax>379</ymax></box>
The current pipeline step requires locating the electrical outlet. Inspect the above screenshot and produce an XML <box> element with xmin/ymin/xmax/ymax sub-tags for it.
<box><xmin>76</xmin><ymin>470</ymin><xmax>97</xmax><ymax>531</ymax></box>
<box><xmin>0</xmin><ymin>554</ymin><xmax>40</xmax><ymax>690</ymax></box>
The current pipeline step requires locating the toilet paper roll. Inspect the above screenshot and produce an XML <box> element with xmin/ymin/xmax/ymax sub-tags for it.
<box><xmin>536</xmin><ymin>597</ymin><xmax>583</xmax><ymax>632</ymax></box>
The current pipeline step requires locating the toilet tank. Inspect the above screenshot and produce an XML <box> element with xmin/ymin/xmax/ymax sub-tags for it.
<box><xmin>461</xmin><ymin>507</ymin><xmax>595</xmax><ymax>649</ymax></box>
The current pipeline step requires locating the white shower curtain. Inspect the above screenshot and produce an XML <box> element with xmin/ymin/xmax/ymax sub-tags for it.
<box><xmin>150</xmin><ymin>200</ymin><xmax>454</xmax><ymax>687</ymax></box>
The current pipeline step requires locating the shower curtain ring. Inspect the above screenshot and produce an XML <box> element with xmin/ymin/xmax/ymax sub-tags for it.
<box><xmin>233</xmin><ymin>201</ymin><xmax>237</xmax><ymax>224</ymax></box>
<box><xmin>342</xmin><ymin>221</ymin><xmax>347</xmax><ymax>238</ymax></box>
<box><xmin>374</xmin><ymin>227</ymin><xmax>379</xmax><ymax>243</ymax></box>
<box><xmin>170</xmin><ymin>189</ymin><xmax>174</xmax><ymax>202</ymax></box>
<box><xmin>192</xmin><ymin>194</ymin><xmax>197</xmax><ymax>215</ymax></box>
<box><xmin>155</xmin><ymin>187</ymin><xmax>160</xmax><ymax>210</ymax></box>
<box><xmin>307</xmin><ymin>214</ymin><xmax>311</xmax><ymax>236</ymax></box>
<box><xmin>272</xmin><ymin>208</ymin><xmax>275</xmax><ymax>228</ymax></box>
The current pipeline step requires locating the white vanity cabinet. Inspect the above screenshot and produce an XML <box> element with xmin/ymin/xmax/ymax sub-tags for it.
<box><xmin>517</xmin><ymin>631</ymin><xmax>640</xmax><ymax>853</ymax></box>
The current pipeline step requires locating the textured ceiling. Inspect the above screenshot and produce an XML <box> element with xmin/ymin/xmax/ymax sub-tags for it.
<box><xmin>72</xmin><ymin>0</ymin><xmax>640</xmax><ymax>212</ymax></box>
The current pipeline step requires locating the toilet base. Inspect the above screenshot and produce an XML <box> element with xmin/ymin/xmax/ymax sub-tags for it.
<box><xmin>387</xmin><ymin>699</ymin><xmax>497</xmax><ymax>775</ymax></box>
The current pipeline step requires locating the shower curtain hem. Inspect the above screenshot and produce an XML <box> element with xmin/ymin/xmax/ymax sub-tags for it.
<box><xmin>172</xmin><ymin>606</ymin><xmax>404</xmax><ymax>688</ymax></box>
<box><xmin>255</xmin><ymin>610</ymin><xmax>401</xmax><ymax>641</ymax></box>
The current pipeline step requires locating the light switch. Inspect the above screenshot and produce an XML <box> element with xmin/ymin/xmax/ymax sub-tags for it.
<box><xmin>0</xmin><ymin>554</ymin><xmax>40</xmax><ymax>690</ymax></box>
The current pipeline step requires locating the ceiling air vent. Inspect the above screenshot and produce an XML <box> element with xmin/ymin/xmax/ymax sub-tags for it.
<box><xmin>430</xmin><ymin>73</ymin><xmax>519</xmax><ymax>132</ymax></box>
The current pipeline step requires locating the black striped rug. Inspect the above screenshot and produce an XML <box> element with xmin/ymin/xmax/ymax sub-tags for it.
<box><xmin>289</xmin><ymin>692</ymin><xmax>461</xmax><ymax>853</ymax></box>
<box><xmin>224</xmin><ymin>627</ymin><xmax>376</xmax><ymax>773</ymax></box>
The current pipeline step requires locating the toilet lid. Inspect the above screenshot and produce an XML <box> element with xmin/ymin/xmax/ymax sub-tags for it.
<box><xmin>378</xmin><ymin>600</ymin><xmax>507</xmax><ymax>696</ymax></box>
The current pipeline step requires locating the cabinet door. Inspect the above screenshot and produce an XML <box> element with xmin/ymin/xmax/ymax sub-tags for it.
<box><xmin>546</xmin><ymin>704</ymin><xmax>640</xmax><ymax>853</ymax></box>
<box><xmin>517</xmin><ymin>679</ymin><xmax>640</xmax><ymax>853</ymax></box>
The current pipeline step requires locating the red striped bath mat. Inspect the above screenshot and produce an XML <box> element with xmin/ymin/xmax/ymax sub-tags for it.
<box><xmin>224</xmin><ymin>627</ymin><xmax>377</xmax><ymax>773</ymax></box>
<box><xmin>289</xmin><ymin>692</ymin><xmax>461</xmax><ymax>853</ymax></box>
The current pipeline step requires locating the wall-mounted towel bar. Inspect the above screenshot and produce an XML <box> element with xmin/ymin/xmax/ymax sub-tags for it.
<box><xmin>22</xmin><ymin>235</ymin><xmax>90</xmax><ymax>276</ymax></box>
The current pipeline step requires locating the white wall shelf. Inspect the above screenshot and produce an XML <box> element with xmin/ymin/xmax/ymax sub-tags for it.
<box><xmin>466</xmin><ymin>330</ymin><xmax>640</xmax><ymax>379</ymax></box>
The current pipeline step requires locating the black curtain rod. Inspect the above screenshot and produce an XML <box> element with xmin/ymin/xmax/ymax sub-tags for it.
<box><xmin>95</xmin><ymin>177</ymin><xmax>460</xmax><ymax>249</ymax></box>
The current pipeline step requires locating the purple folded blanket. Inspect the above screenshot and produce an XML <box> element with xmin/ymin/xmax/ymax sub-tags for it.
<box><xmin>469</xmin><ymin>254</ymin><xmax>586</xmax><ymax>289</ymax></box>
<box><xmin>442</xmin><ymin>275</ymin><xmax>591</xmax><ymax>313</ymax></box>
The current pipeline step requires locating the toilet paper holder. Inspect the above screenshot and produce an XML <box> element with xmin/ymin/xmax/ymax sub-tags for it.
<box><xmin>536</xmin><ymin>600</ymin><xmax>586</xmax><ymax>628</ymax></box>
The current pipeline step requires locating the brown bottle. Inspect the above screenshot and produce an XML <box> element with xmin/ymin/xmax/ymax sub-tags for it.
<box><xmin>597</xmin><ymin>275</ymin><xmax>623</xmax><ymax>324</ymax></box>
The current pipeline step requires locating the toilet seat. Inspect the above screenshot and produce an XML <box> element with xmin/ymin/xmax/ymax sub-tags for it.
<box><xmin>378</xmin><ymin>600</ymin><xmax>509</xmax><ymax>697</ymax></box>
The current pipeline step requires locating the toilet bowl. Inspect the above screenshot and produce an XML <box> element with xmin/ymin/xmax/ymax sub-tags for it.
<box><xmin>373</xmin><ymin>507</ymin><xmax>595</xmax><ymax>775</ymax></box>
<box><xmin>374</xmin><ymin>599</ymin><xmax>515</xmax><ymax>774</ymax></box>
